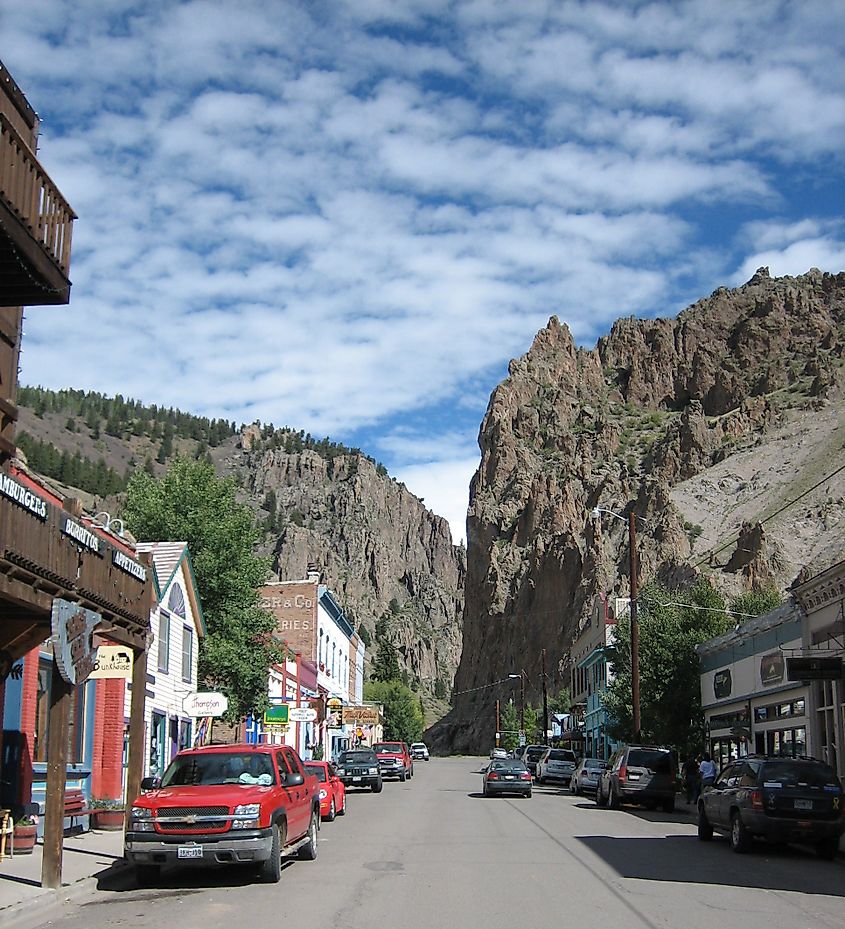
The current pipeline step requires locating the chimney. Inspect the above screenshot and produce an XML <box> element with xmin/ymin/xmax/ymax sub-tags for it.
<box><xmin>306</xmin><ymin>563</ymin><xmax>322</xmax><ymax>584</ymax></box>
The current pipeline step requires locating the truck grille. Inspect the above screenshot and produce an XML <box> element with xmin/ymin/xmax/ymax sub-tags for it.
<box><xmin>156</xmin><ymin>806</ymin><xmax>230</xmax><ymax>832</ymax></box>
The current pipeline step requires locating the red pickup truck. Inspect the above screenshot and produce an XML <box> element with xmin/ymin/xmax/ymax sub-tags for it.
<box><xmin>124</xmin><ymin>743</ymin><xmax>320</xmax><ymax>884</ymax></box>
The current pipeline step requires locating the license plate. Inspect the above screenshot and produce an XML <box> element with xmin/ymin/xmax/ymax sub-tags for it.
<box><xmin>352</xmin><ymin>776</ymin><xmax>362</xmax><ymax>782</ymax></box>
<box><xmin>177</xmin><ymin>845</ymin><xmax>203</xmax><ymax>859</ymax></box>
<box><xmin>628</xmin><ymin>774</ymin><xmax>641</xmax><ymax>780</ymax></box>
<box><xmin>794</xmin><ymin>799</ymin><xmax>812</xmax><ymax>810</ymax></box>
<box><xmin>504</xmin><ymin>775</ymin><xmax>515</xmax><ymax>780</ymax></box>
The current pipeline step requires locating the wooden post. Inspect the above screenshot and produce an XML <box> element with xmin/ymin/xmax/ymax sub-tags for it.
<box><xmin>295</xmin><ymin>652</ymin><xmax>302</xmax><ymax>757</ymax></box>
<box><xmin>41</xmin><ymin>662</ymin><xmax>71</xmax><ymax>889</ymax></box>
<box><xmin>495</xmin><ymin>699</ymin><xmax>500</xmax><ymax>747</ymax></box>
<box><xmin>629</xmin><ymin>511</ymin><xmax>641</xmax><ymax>742</ymax></box>
<box><xmin>123</xmin><ymin>644</ymin><xmax>148</xmax><ymax>832</ymax></box>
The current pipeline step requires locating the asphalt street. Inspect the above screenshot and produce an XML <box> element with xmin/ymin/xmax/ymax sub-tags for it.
<box><xmin>25</xmin><ymin>757</ymin><xmax>845</xmax><ymax>929</ymax></box>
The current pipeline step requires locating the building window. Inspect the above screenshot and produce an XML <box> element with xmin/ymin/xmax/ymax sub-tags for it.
<box><xmin>158</xmin><ymin>610</ymin><xmax>171</xmax><ymax>673</ymax></box>
<box><xmin>168</xmin><ymin>582</ymin><xmax>186</xmax><ymax>617</ymax></box>
<box><xmin>182</xmin><ymin>626</ymin><xmax>193</xmax><ymax>682</ymax></box>
<box><xmin>34</xmin><ymin>658</ymin><xmax>86</xmax><ymax>764</ymax></box>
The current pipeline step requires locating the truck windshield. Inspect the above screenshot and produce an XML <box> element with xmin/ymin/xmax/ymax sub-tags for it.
<box><xmin>161</xmin><ymin>752</ymin><xmax>276</xmax><ymax>787</ymax></box>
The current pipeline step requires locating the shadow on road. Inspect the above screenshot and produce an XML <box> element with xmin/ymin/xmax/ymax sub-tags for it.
<box><xmin>576</xmin><ymin>834</ymin><xmax>844</xmax><ymax>896</ymax></box>
<box><xmin>94</xmin><ymin>858</ymin><xmax>298</xmax><ymax>896</ymax></box>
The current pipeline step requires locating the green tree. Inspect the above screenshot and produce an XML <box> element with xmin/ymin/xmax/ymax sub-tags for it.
<box><xmin>122</xmin><ymin>457</ymin><xmax>281</xmax><ymax>720</ymax></box>
<box><xmin>499</xmin><ymin>702</ymin><xmax>520</xmax><ymax>752</ymax></box>
<box><xmin>364</xmin><ymin>680</ymin><xmax>424</xmax><ymax>743</ymax></box>
<box><xmin>370</xmin><ymin>639</ymin><xmax>401</xmax><ymax>682</ymax></box>
<box><xmin>548</xmin><ymin>687</ymin><xmax>571</xmax><ymax>716</ymax></box>
<box><xmin>603</xmin><ymin>580</ymin><xmax>731</xmax><ymax>753</ymax></box>
<box><xmin>356</xmin><ymin>623</ymin><xmax>372</xmax><ymax>648</ymax></box>
<box><xmin>729</xmin><ymin>587</ymin><xmax>782</xmax><ymax>624</ymax></box>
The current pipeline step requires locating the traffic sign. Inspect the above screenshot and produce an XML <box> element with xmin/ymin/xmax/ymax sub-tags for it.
<box><xmin>289</xmin><ymin>706</ymin><xmax>318</xmax><ymax>723</ymax></box>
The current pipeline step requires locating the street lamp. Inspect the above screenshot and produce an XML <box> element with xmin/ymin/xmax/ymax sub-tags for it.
<box><xmin>590</xmin><ymin>506</ymin><xmax>642</xmax><ymax>741</ymax></box>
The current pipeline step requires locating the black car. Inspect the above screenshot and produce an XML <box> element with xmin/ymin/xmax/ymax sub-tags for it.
<box><xmin>335</xmin><ymin>749</ymin><xmax>383</xmax><ymax>793</ymax></box>
<box><xmin>697</xmin><ymin>756</ymin><xmax>844</xmax><ymax>858</ymax></box>
<box><xmin>597</xmin><ymin>745</ymin><xmax>676</xmax><ymax>812</ymax></box>
<box><xmin>483</xmin><ymin>759</ymin><xmax>533</xmax><ymax>798</ymax></box>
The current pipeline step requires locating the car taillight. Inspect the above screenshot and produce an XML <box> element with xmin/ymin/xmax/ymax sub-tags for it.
<box><xmin>750</xmin><ymin>789</ymin><xmax>763</xmax><ymax>811</ymax></box>
<box><xmin>487</xmin><ymin>772</ymin><xmax>498</xmax><ymax>780</ymax></box>
<box><xmin>520</xmin><ymin>772</ymin><xmax>531</xmax><ymax>780</ymax></box>
<box><xmin>618</xmin><ymin>765</ymin><xmax>627</xmax><ymax>783</ymax></box>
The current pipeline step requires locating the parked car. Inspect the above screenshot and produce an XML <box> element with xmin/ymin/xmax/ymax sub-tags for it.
<box><xmin>335</xmin><ymin>748</ymin><xmax>382</xmax><ymax>792</ymax></box>
<box><xmin>483</xmin><ymin>759</ymin><xmax>533</xmax><ymax>798</ymax></box>
<box><xmin>490</xmin><ymin>747</ymin><xmax>509</xmax><ymax>760</ymax></box>
<box><xmin>304</xmin><ymin>761</ymin><xmax>347</xmax><ymax>821</ymax></box>
<box><xmin>535</xmin><ymin>748</ymin><xmax>578</xmax><ymax>785</ymax></box>
<box><xmin>697</xmin><ymin>755</ymin><xmax>844</xmax><ymax>858</ymax></box>
<box><xmin>521</xmin><ymin>744</ymin><xmax>551</xmax><ymax>775</ymax></box>
<box><xmin>570</xmin><ymin>757</ymin><xmax>607</xmax><ymax>795</ymax></box>
<box><xmin>411</xmin><ymin>742</ymin><xmax>431</xmax><ymax>761</ymax></box>
<box><xmin>373</xmin><ymin>741</ymin><xmax>414</xmax><ymax>781</ymax></box>
<box><xmin>597</xmin><ymin>745</ymin><xmax>676</xmax><ymax>812</ymax></box>
<box><xmin>125</xmin><ymin>743</ymin><xmax>320</xmax><ymax>885</ymax></box>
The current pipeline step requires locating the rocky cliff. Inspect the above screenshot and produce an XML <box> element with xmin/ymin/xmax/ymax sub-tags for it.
<box><xmin>227</xmin><ymin>431</ymin><xmax>465</xmax><ymax>697</ymax></box>
<box><xmin>435</xmin><ymin>268</ymin><xmax>845</xmax><ymax>752</ymax></box>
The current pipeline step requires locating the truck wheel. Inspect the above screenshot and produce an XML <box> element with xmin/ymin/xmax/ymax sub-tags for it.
<box><xmin>259</xmin><ymin>823</ymin><xmax>283</xmax><ymax>883</ymax></box>
<box><xmin>135</xmin><ymin>864</ymin><xmax>160</xmax><ymax>887</ymax></box>
<box><xmin>299</xmin><ymin>813</ymin><xmax>318</xmax><ymax>861</ymax></box>
<box><xmin>697</xmin><ymin>805</ymin><xmax>713</xmax><ymax>841</ymax></box>
<box><xmin>372</xmin><ymin>779</ymin><xmax>383</xmax><ymax>793</ymax></box>
<box><xmin>399</xmin><ymin>771</ymin><xmax>406</xmax><ymax>782</ymax></box>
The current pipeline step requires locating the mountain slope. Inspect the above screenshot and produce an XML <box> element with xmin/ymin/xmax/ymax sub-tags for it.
<box><xmin>434</xmin><ymin>268</ymin><xmax>845</xmax><ymax>752</ymax></box>
<box><xmin>14</xmin><ymin>393</ymin><xmax>464</xmax><ymax>701</ymax></box>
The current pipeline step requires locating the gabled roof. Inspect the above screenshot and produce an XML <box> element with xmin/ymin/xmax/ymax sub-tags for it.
<box><xmin>136</xmin><ymin>540</ymin><xmax>206</xmax><ymax>636</ymax></box>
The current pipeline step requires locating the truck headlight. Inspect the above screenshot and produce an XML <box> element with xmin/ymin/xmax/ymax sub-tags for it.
<box><xmin>232</xmin><ymin>802</ymin><xmax>261</xmax><ymax>829</ymax></box>
<box><xmin>130</xmin><ymin>807</ymin><xmax>154</xmax><ymax>832</ymax></box>
<box><xmin>369</xmin><ymin>767</ymin><xmax>378</xmax><ymax>774</ymax></box>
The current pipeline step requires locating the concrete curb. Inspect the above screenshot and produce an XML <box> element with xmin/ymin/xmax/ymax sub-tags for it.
<box><xmin>2</xmin><ymin>859</ymin><xmax>133</xmax><ymax>929</ymax></box>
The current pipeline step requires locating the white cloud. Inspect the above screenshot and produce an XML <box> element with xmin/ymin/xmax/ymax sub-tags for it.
<box><xmin>4</xmin><ymin>0</ymin><xmax>844</xmax><ymax>537</ymax></box>
<box><xmin>392</xmin><ymin>456</ymin><xmax>479</xmax><ymax>545</ymax></box>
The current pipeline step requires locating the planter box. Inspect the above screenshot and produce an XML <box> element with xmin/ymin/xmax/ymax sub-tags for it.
<box><xmin>92</xmin><ymin>810</ymin><xmax>125</xmax><ymax>830</ymax></box>
<box><xmin>12</xmin><ymin>824</ymin><xmax>37</xmax><ymax>854</ymax></box>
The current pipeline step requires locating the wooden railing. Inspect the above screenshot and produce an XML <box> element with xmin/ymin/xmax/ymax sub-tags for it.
<box><xmin>0</xmin><ymin>113</ymin><xmax>76</xmax><ymax>273</ymax></box>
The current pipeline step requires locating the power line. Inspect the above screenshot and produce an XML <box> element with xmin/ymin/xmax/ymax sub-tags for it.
<box><xmin>693</xmin><ymin>458</ymin><xmax>845</xmax><ymax>569</ymax></box>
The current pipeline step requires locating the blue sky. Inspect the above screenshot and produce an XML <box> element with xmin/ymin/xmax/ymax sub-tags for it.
<box><xmin>5</xmin><ymin>0</ymin><xmax>844</xmax><ymax>543</ymax></box>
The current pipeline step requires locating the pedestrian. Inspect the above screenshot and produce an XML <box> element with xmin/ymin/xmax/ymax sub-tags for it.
<box><xmin>681</xmin><ymin>755</ymin><xmax>698</xmax><ymax>805</ymax></box>
<box><xmin>699</xmin><ymin>752</ymin><xmax>717</xmax><ymax>793</ymax></box>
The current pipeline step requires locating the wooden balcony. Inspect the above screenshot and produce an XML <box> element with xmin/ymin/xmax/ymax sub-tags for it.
<box><xmin>0</xmin><ymin>112</ymin><xmax>76</xmax><ymax>305</ymax></box>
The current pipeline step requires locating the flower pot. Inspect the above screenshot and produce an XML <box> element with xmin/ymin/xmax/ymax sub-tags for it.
<box><xmin>12</xmin><ymin>823</ymin><xmax>37</xmax><ymax>854</ymax></box>
<box><xmin>92</xmin><ymin>810</ymin><xmax>125</xmax><ymax>830</ymax></box>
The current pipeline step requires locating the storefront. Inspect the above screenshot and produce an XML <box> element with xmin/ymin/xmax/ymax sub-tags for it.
<box><xmin>698</xmin><ymin>603</ymin><xmax>808</xmax><ymax>771</ymax></box>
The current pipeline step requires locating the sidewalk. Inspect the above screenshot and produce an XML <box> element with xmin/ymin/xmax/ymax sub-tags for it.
<box><xmin>0</xmin><ymin>829</ymin><xmax>130</xmax><ymax>928</ymax></box>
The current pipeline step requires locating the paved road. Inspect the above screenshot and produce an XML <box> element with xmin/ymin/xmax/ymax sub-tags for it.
<box><xmin>29</xmin><ymin>758</ymin><xmax>845</xmax><ymax>929</ymax></box>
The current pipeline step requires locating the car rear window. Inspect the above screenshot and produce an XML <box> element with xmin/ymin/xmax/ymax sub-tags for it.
<box><xmin>526</xmin><ymin>747</ymin><xmax>547</xmax><ymax>761</ymax></box>
<box><xmin>762</xmin><ymin>761</ymin><xmax>840</xmax><ymax>788</ymax></box>
<box><xmin>548</xmin><ymin>750</ymin><xmax>576</xmax><ymax>762</ymax></box>
<box><xmin>490</xmin><ymin>760</ymin><xmax>528</xmax><ymax>773</ymax></box>
<box><xmin>373</xmin><ymin>743</ymin><xmax>403</xmax><ymax>754</ymax></box>
<box><xmin>304</xmin><ymin>764</ymin><xmax>327</xmax><ymax>782</ymax></box>
<box><xmin>627</xmin><ymin>749</ymin><xmax>672</xmax><ymax>772</ymax></box>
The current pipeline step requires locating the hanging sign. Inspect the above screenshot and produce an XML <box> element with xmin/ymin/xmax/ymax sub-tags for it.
<box><xmin>51</xmin><ymin>599</ymin><xmax>99</xmax><ymax>685</ymax></box>
<box><xmin>90</xmin><ymin>645</ymin><xmax>133</xmax><ymax>679</ymax></box>
<box><xmin>289</xmin><ymin>706</ymin><xmax>318</xmax><ymax>723</ymax></box>
<box><xmin>342</xmin><ymin>705</ymin><xmax>380</xmax><ymax>725</ymax></box>
<box><xmin>183</xmin><ymin>691</ymin><xmax>229</xmax><ymax>717</ymax></box>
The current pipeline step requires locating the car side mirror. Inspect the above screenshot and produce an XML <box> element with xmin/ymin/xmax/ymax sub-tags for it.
<box><xmin>140</xmin><ymin>776</ymin><xmax>160</xmax><ymax>791</ymax></box>
<box><xmin>284</xmin><ymin>771</ymin><xmax>305</xmax><ymax>787</ymax></box>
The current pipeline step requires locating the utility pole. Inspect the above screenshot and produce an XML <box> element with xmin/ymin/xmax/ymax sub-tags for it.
<box><xmin>629</xmin><ymin>511</ymin><xmax>641</xmax><ymax>741</ymax></box>
<box><xmin>495</xmin><ymin>699</ymin><xmax>500</xmax><ymax>747</ymax></box>
<box><xmin>541</xmin><ymin>648</ymin><xmax>549</xmax><ymax>744</ymax></box>
<box><xmin>520</xmin><ymin>670</ymin><xmax>525</xmax><ymax>733</ymax></box>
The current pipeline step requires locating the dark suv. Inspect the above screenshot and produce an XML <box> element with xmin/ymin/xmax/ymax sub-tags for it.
<box><xmin>697</xmin><ymin>756</ymin><xmax>844</xmax><ymax>858</ymax></box>
<box><xmin>597</xmin><ymin>745</ymin><xmax>676</xmax><ymax>812</ymax></box>
<box><xmin>335</xmin><ymin>748</ymin><xmax>383</xmax><ymax>792</ymax></box>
